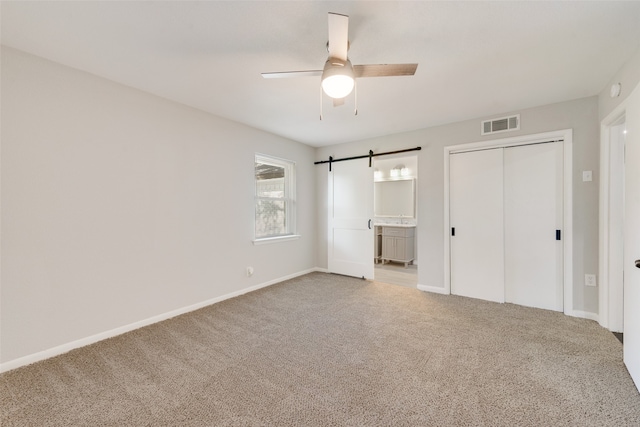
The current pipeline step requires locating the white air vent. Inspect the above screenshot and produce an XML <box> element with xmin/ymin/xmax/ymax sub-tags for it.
<box><xmin>481</xmin><ymin>114</ymin><xmax>520</xmax><ymax>135</ymax></box>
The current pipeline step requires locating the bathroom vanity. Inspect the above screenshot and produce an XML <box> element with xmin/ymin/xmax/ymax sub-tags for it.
<box><xmin>376</xmin><ymin>225</ymin><xmax>415</xmax><ymax>267</ymax></box>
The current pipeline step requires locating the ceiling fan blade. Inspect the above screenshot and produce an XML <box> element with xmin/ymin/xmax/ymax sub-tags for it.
<box><xmin>261</xmin><ymin>70</ymin><xmax>322</xmax><ymax>79</ymax></box>
<box><xmin>353</xmin><ymin>64</ymin><xmax>418</xmax><ymax>78</ymax></box>
<box><xmin>328</xmin><ymin>12</ymin><xmax>349</xmax><ymax>61</ymax></box>
<box><xmin>332</xmin><ymin>97</ymin><xmax>345</xmax><ymax>107</ymax></box>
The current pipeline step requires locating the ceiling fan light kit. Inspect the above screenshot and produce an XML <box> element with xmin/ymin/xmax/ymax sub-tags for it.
<box><xmin>321</xmin><ymin>58</ymin><xmax>354</xmax><ymax>98</ymax></box>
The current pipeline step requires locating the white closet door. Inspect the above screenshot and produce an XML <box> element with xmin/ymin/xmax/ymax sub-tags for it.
<box><xmin>450</xmin><ymin>149</ymin><xmax>504</xmax><ymax>303</ymax></box>
<box><xmin>504</xmin><ymin>142</ymin><xmax>564</xmax><ymax>311</ymax></box>
<box><xmin>328</xmin><ymin>159</ymin><xmax>374</xmax><ymax>279</ymax></box>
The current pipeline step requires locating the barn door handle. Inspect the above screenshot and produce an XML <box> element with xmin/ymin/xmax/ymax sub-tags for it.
<box><xmin>636</xmin><ymin>259</ymin><xmax>640</xmax><ymax>269</ymax></box>
<box><xmin>368</xmin><ymin>219</ymin><xmax>372</xmax><ymax>229</ymax></box>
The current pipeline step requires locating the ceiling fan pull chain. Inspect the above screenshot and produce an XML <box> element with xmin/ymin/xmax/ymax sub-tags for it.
<box><xmin>354</xmin><ymin>80</ymin><xmax>358</xmax><ymax>116</ymax></box>
<box><xmin>319</xmin><ymin>85</ymin><xmax>323</xmax><ymax>121</ymax></box>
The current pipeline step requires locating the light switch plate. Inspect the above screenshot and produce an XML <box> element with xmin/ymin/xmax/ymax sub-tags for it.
<box><xmin>583</xmin><ymin>171</ymin><xmax>593</xmax><ymax>182</ymax></box>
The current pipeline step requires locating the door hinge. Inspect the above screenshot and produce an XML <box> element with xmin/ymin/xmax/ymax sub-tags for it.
<box><xmin>451</xmin><ymin>227</ymin><xmax>455</xmax><ymax>236</ymax></box>
<box><xmin>556</xmin><ymin>230</ymin><xmax>561</xmax><ymax>240</ymax></box>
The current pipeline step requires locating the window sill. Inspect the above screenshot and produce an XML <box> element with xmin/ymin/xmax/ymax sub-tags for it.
<box><xmin>253</xmin><ymin>234</ymin><xmax>301</xmax><ymax>245</ymax></box>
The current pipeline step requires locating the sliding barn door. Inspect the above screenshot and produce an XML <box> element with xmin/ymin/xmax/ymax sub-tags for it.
<box><xmin>504</xmin><ymin>142</ymin><xmax>564</xmax><ymax>311</ymax></box>
<box><xmin>450</xmin><ymin>149</ymin><xmax>505</xmax><ymax>303</ymax></box>
<box><xmin>328</xmin><ymin>159</ymin><xmax>374</xmax><ymax>279</ymax></box>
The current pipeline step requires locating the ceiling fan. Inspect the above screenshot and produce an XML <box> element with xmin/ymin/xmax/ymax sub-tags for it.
<box><xmin>261</xmin><ymin>12</ymin><xmax>418</xmax><ymax>110</ymax></box>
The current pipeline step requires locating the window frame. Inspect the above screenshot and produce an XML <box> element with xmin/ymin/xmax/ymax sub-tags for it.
<box><xmin>253</xmin><ymin>153</ymin><xmax>299</xmax><ymax>244</ymax></box>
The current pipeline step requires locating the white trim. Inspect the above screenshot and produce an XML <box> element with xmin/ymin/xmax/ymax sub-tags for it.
<box><xmin>443</xmin><ymin>129</ymin><xmax>574</xmax><ymax>315</ymax></box>
<box><xmin>448</xmin><ymin>129</ymin><xmax>568</xmax><ymax>153</ymax></box>
<box><xmin>417</xmin><ymin>284</ymin><xmax>449</xmax><ymax>294</ymax></box>
<box><xmin>253</xmin><ymin>234</ymin><xmax>301</xmax><ymax>245</ymax></box>
<box><xmin>563</xmin><ymin>137</ymin><xmax>574</xmax><ymax>317</ymax></box>
<box><xmin>0</xmin><ymin>267</ymin><xmax>321</xmax><ymax>373</ymax></box>
<box><xmin>443</xmin><ymin>148</ymin><xmax>452</xmax><ymax>295</ymax></box>
<box><xmin>599</xmin><ymin>102</ymin><xmax>629</xmax><ymax>330</ymax></box>
<box><xmin>568</xmin><ymin>310</ymin><xmax>600</xmax><ymax>322</ymax></box>
<box><xmin>254</xmin><ymin>153</ymin><xmax>297</xmax><ymax>240</ymax></box>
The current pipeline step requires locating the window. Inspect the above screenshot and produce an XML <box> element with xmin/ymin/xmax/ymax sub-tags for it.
<box><xmin>254</xmin><ymin>154</ymin><xmax>296</xmax><ymax>241</ymax></box>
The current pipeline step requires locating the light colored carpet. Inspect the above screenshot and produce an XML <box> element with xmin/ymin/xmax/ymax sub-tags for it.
<box><xmin>1</xmin><ymin>272</ymin><xmax>639</xmax><ymax>426</ymax></box>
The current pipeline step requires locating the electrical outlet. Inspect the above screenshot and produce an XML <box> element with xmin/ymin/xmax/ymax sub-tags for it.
<box><xmin>246</xmin><ymin>266</ymin><xmax>254</xmax><ymax>277</ymax></box>
<box><xmin>585</xmin><ymin>274</ymin><xmax>597</xmax><ymax>287</ymax></box>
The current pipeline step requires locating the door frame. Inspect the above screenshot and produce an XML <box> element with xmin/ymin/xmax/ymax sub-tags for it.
<box><xmin>599</xmin><ymin>103</ymin><xmax>628</xmax><ymax>331</ymax></box>
<box><xmin>443</xmin><ymin>129</ymin><xmax>574</xmax><ymax>315</ymax></box>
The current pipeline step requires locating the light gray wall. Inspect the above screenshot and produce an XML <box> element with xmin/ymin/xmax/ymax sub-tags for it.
<box><xmin>317</xmin><ymin>97</ymin><xmax>600</xmax><ymax>315</ymax></box>
<box><xmin>0</xmin><ymin>47</ymin><xmax>317</xmax><ymax>364</ymax></box>
<box><xmin>599</xmin><ymin>45</ymin><xmax>640</xmax><ymax>120</ymax></box>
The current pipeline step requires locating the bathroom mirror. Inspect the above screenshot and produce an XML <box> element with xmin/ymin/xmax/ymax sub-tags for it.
<box><xmin>374</xmin><ymin>178</ymin><xmax>415</xmax><ymax>218</ymax></box>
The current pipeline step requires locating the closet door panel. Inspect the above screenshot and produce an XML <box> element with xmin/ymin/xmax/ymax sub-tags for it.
<box><xmin>450</xmin><ymin>149</ymin><xmax>504</xmax><ymax>303</ymax></box>
<box><xmin>504</xmin><ymin>142</ymin><xmax>563</xmax><ymax>311</ymax></box>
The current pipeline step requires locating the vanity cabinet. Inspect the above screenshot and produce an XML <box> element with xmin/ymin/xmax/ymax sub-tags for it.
<box><xmin>374</xmin><ymin>226</ymin><xmax>383</xmax><ymax>263</ymax></box>
<box><xmin>381</xmin><ymin>226</ymin><xmax>415</xmax><ymax>267</ymax></box>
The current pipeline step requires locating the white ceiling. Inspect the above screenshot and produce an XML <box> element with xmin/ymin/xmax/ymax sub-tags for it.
<box><xmin>2</xmin><ymin>1</ymin><xmax>640</xmax><ymax>147</ymax></box>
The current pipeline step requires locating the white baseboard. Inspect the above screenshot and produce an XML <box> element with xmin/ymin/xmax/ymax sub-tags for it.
<box><xmin>417</xmin><ymin>284</ymin><xmax>449</xmax><ymax>295</ymax></box>
<box><xmin>3</xmin><ymin>268</ymin><xmax>595</xmax><ymax>373</ymax></box>
<box><xmin>567</xmin><ymin>309</ymin><xmax>599</xmax><ymax>322</ymax></box>
<box><xmin>0</xmin><ymin>268</ymin><xmax>320</xmax><ymax>374</ymax></box>
<box><xmin>415</xmin><ymin>288</ymin><xmax>599</xmax><ymax>323</ymax></box>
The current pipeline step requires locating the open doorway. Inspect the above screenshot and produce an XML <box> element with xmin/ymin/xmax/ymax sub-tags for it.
<box><xmin>373</xmin><ymin>155</ymin><xmax>418</xmax><ymax>289</ymax></box>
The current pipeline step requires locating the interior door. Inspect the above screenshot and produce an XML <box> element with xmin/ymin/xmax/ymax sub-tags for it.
<box><xmin>624</xmin><ymin>85</ymin><xmax>640</xmax><ymax>390</ymax></box>
<box><xmin>328</xmin><ymin>158</ymin><xmax>374</xmax><ymax>279</ymax></box>
<box><xmin>450</xmin><ymin>149</ymin><xmax>504</xmax><ymax>303</ymax></box>
<box><xmin>504</xmin><ymin>142</ymin><xmax>564</xmax><ymax>311</ymax></box>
